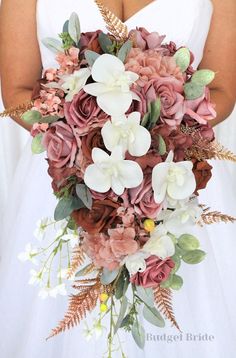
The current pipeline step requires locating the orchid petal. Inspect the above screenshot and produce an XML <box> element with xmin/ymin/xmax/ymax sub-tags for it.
<box><xmin>84</xmin><ymin>164</ymin><xmax>111</xmax><ymax>193</ymax></box>
<box><xmin>101</xmin><ymin>121</ymin><xmax>120</xmax><ymax>152</ymax></box>
<box><xmin>128</xmin><ymin>125</ymin><xmax>151</xmax><ymax>156</ymax></box>
<box><xmin>91</xmin><ymin>54</ymin><xmax>125</xmax><ymax>83</ymax></box>
<box><xmin>152</xmin><ymin>163</ymin><xmax>169</xmax><ymax>203</ymax></box>
<box><xmin>83</xmin><ymin>83</ymin><xmax>109</xmax><ymax>96</ymax></box>
<box><xmin>118</xmin><ymin>161</ymin><xmax>143</xmax><ymax>188</ymax></box>
<box><xmin>97</xmin><ymin>91</ymin><xmax>133</xmax><ymax>116</ymax></box>
<box><xmin>92</xmin><ymin>148</ymin><xmax>110</xmax><ymax>163</ymax></box>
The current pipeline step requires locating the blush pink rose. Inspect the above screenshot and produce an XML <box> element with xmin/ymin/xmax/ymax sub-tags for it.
<box><xmin>130</xmin><ymin>255</ymin><xmax>175</xmax><ymax>288</ymax></box>
<box><xmin>184</xmin><ymin>88</ymin><xmax>216</xmax><ymax>124</ymax></box>
<box><xmin>64</xmin><ymin>90</ymin><xmax>109</xmax><ymax>136</ymax></box>
<box><xmin>42</xmin><ymin>122</ymin><xmax>77</xmax><ymax>168</ymax></box>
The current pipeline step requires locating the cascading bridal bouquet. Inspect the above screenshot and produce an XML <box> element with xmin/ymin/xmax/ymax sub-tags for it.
<box><xmin>2</xmin><ymin>1</ymin><xmax>236</xmax><ymax>356</ymax></box>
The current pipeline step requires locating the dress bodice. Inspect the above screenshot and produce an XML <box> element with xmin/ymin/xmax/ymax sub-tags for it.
<box><xmin>36</xmin><ymin>0</ymin><xmax>213</xmax><ymax>70</ymax></box>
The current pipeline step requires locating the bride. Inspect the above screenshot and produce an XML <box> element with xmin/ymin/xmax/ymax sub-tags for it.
<box><xmin>0</xmin><ymin>0</ymin><xmax>236</xmax><ymax>357</ymax></box>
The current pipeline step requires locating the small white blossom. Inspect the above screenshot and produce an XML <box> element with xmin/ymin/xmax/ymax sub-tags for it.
<box><xmin>28</xmin><ymin>269</ymin><xmax>43</xmax><ymax>286</ymax></box>
<box><xmin>143</xmin><ymin>226</ymin><xmax>175</xmax><ymax>259</ymax></box>
<box><xmin>18</xmin><ymin>243</ymin><xmax>38</xmax><ymax>265</ymax></box>
<box><xmin>61</xmin><ymin>68</ymin><xmax>91</xmax><ymax>101</ymax></box>
<box><xmin>122</xmin><ymin>251</ymin><xmax>149</xmax><ymax>275</ymax></box>
<box><xmin>38</xmin><ymin>283</ymin><xmax>67</xmax><ymax>299</ymax></box>
<box><xmin>57</xmin><ymin>268</ymin><xmax>75</xmax><ymax>281</ymax></box>
<box><xmin>62</xmin><ymin>231</ymin><xmax>79</xmax><ymax>248</ymax></box>
<box><xmin>93</xmin><ymin>321</ymin><xmax>106</xmax><ymax>339</ymax></box>
<box><xmin>34</xmin><ymin>218</ymin><xmax>51</xmax><ymax>240</ymax></box>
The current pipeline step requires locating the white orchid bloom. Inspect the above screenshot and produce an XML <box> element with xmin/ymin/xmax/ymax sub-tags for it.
<box><xmin>122</xmin><ymin>251</ymin><xmax>149</xmax><ymax>275</ymax></box>
<box><xmin>101</xmin><ymin>112</ymin><xmax>151</xmax><ymax>156</ymax></box>
<box><xmin>61</xmin><ymin>68</ymin><xmax>91</xmax><ymax>102</ymax></box>
<box><xmin>143</xmin><ymin>227</ymin><xmax>175</xmax><ymax>259</ymax></box>
<box><xmin>84</xmin><ymin>146</ymin><xmax>143</xmax><ymax>196</ymax></box>
<box><xmin>83</xmin><ymin>54</ymin><xmax>139</xmax><ymax>116</ymax></box>
<box><xmin>152</xmin><ymin>151</ymin><xmax>196</xmax><ymax>204</ymax></box>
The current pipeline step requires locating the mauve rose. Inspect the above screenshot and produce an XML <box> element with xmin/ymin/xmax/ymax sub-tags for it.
<box><xmin>192</xmin><ymin>160</ymin><xmax>213</xmax><ymax>193</ymax></box>
<box><xmin>64</xmin><ymin>90</ymin><xmax>109</xmax><ymax>136</ymax></box>
<box><xmin>142</xmin><ymin>77</ymin><xmax>185</xmax><ymax>126</ymax></box>
<box><xmin>79</xmin><ymin>30</ymin><xmax>102</xmax><ymax>54</ymax></box>
<box><xmin>42</xmin><ymin>122</ymin><xmax>77</xmax><ymax>168</ymax></box>
<box><xmin>47</xmin><ymin>162</ymin><xmax>79</xmax><ymax>192</ymax></box>
<box><xmin>184</xmin><ymin>88</ymin><xmax>216</xmax><ymax>124</ymax></box>
<box><xmin>72</xmin><ymin>200</ymin><xmax>120</xmax><ymax>235</ymax></box>
<box><xmin>132</xmin><ymin>27</ymin><xmax>166</xmax><ymax>51</ymax></box>
<box><xmin>130</xmin><ymin>255</ymin><xmax>175</xmax><ymax>288</ymax></box>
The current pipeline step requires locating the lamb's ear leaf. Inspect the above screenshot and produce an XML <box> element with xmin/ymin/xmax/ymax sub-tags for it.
<box><xmin>174</xmin><ymin>47</ymin><xmax>191</xmax><ymax>72</ymax></box>
<box><xmin>68</xmin><ymin>12</ymin><xmax>81</xmax><ymax>45</ymax></box>
<box><xmin>31</xmin><ymin>133</ymin><xmax>46</xmax><ymax>154</ymax></box>
<box><xmin>42</xmin><ymin>37</ymin><xmax>63</xmax><ymax>53</ymax></box>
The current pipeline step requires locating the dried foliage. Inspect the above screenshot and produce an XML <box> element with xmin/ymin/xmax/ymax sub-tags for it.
<box><xmin>94</xmin><ymin>0</ymin><xmax>128</xmax><ymax>41</ymax></box>
<box><xmin>48</xmin><ymin>277</ymin><xmax>107</xmax><ymax>338</ymax></box>
<box><xmin>198</xmin><ymin>208</ymin><xmax>236</xmax><ymax>226</ymax></box>
<box><xmin>153</xmin><ymin>286</ymin><xmax>181</xmax><ymax>331</ymax></box>
<box><xmin>0</xmin><ymin>102</ymin><xmax>32</xmax><ymax>119</ymax></box>
<box><xmin>67</xmin><ymin>245</ymin><xmax>86</xmax><ymax>279</ymax></box>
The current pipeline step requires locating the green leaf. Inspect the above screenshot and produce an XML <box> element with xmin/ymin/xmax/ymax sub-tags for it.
<box><xmin>173</xmin><ymin>48</ymin><xmax>191</xmax><ymax>72</ymax></box>
<box><xmin>40</xmin><ymin>115</ymin><xmax>60</xmax><ymax>124</ymax></box>
<box><xmin>22</xmin><ymin>110</ymin><xmax>42</xmax><ymax>125</ymax></box>
<box><xmin>100</xmin><ymin>268</ymin><xmax>119</xmax><ymax>285</ymax></box>
<box><xmin>191</xmin><ymin>69</ymin><xmax>215</xmax><ymax>86</ymax></box>
<box><xmin>184</xmin><ymin>82</ymin><xmax>204</xmax><ymax>100</ymax></box>
<box><xmin>136</xmin><ymin>286</ymin><xmax>155</xmax><ymax>307</ymax></box>
<box><xmin>182</xmin><ymin>249</ymin><xmax>206</xmax><ymax>264</ymax></box>
<box><xmin>148</xmin><ymin>98</ymin><xmax>161</xmax><ymax>129</ymax></box>
<box><xmin>141</xmin><ymin>113</ymin><xmax>150</xmax><ymax>128</ymax></box>
<box><xmin>68</xmin><ymin>12</ymin><xmax>81</xmax><ymax>45</ymax></box>
<box><xmin>170</xmin><ymin>274</ymin><xmax>183</xmax><ymax>290</ymax></box>
<box><xmin>115</xmin><ymin>269</ymin><xmax>129</xmax><ymax>299</ymax></box>
<box><xmin>118</xmin><ymin>40</ymin><xmax>132</xmax><ymax>62</ymax></box>
<box><xmin>178</xmin><ymin>234</ymin><xmax>200</xmax><ymax>251</ymax></box>
<box><xmin>54</xmin><ymin>196</ymin><xmax>84</xmax><ymax>221</ymax></box>
<box><xmin>76</xmin><ymin>184</ymin><xmax>93</xmax><ymax>209</ymax></box>
<box><xmin>143</xmin><ymin>305</ymin><xmax>165</xmax><ymax>328</ymax></box>
<box><xmin>31</xmin><ymin>134</ymin><xmax>45</xmax><ymax>154</ymax></box>
<box><xmin>160</xmin><ymin>274</ymin><xmax>173</xmax><ymax>288</ymax></box>
<box><xmin>84</xmin><ymin>50</ymin><xmax>100</xmax><ymax>66</ymax></box>
<box><xmin>174</xmin><ymin>244</ymin><xmax>187</xmax><ymax>258</ymax></box>
<box><xmin>171</xmin><ymin>254</ymin><xmax>181</xmax><ymax>274</ymax></box>
<box><xmin>63</xmin><ymin>20</ymin><xmax>69</xmax><ymax>33</ymax></box>
<box><xmin>114</xmin><ymin>296</ymin><xmax>128</xmax><ymax>334</ymax></box>
<box><xmin>98</xmin><ymin>33</ymin><xmax>113</xmax><ymax>53</ymax></box>
<box><xmin>131</xmin><ymin>321</ymin><xmax>145</xmax><ymax>349</ymax></box>
<box><xmin>42</xmin><ymin>37</ymin><xmax>63</xmax><ymax>53</ymax></box>
<box><xmin>157</xmin><ymin>134</ymin><xmax>166</xmax><ymax>155</ymax></box>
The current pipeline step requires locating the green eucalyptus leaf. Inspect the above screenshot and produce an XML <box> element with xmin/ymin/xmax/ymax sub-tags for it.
<box><xmin>115</xmin><ymin>269</ymin><xmax>130</xmax><ymax>299</ymax></box>
<box><xmin>157</xmin><ymin>134</ymin><xmax>166</xmax><ymax>155</ymax></box>
<box><xmin>118</xmin><ymin>40</ymin><xmax>132</xmax><ymax>62</ymax></box>
<box><xmin>143</xmin><ymin>305</ymin><xmax>165</xmax><ymax>328</ymax></box>
<box><xmin>22</xmin><ymin>110</ymin><xmax>42</xmax><ymax>125</ymax></box>
<box><xmin>171</xmin><ymin>254</ymin><xmax>181</xmax><ymax>274</ymax></box>
<box><xmin>173</xmin><ymin>48</ymin><xmax>191</xmax><ymax>72</ymax></box>
<box><xmin>178</xmin><ymin>234</ymin><xmax>200</xmax><ymax>251</ymax></box>
<box><xmin>68</xmin><ymin>12</ymin><xmax>81</xmax><ymax>44</ymax></box>
<box><xmin>148</xmin><ymin>98</ymin><xmax>161</xmax><ymax>129</ymax></box>
<box><xmin>54</xmin><ymin>196</ymin><xmax>84</xmax><ymax>221</ymax></box>
<box><xmin>175</xmin><ymin>244</ymin><xmax>187</xmax><ymax>257</ymax></box>
<box><xmin>171</xmin><ymin>274</ymin><xmax>183</xmax><ymax>290</ymax></box>
<box><xmin>42</xmin><ymin>37</ymin><xmax>64</xmax><ymax>53</ymax></box>
<box><xmin>184</xmin><ymin>82</ymin><xmax>204</xmax><ymax>100</ymax></box>
<box><xmin>40</xmin><ymin>115</ymin><xmax>60</xmax><ymax>124</ymax></box>
<box><xmin>182</xmin><ymin>249</ymin><xmax>206</xmax><ymax>264</ymax></box>
<box><xmin>141</xmin><ymin>113</ymin><xmax>150</xmax><ymax>128</ymax></box>
<box><xmin>131</xmin><ymin>321</ymin><xmax>145</xmax><ymax>349</ymax></box>
<box><xmin>191</xmin><ymin>69</ymin><xmax>215</xmax><ymax>86</ymax></box>
<box><xmin>160</xmin><ymin>274</ymin><xmax>173</xmax><ymax>288</ymax></box>
<box><xmin>100</xmin><ymin>268</ymin><xmax>119</xmax><ymax>285</ymax></box>
<box><xmin>98</xmin><ymin>33</ymin><xmax>113</xmax><ymax>53</ymax></box>
<box><xmin>31</xmin><ymin>134</ymin><xmax>46</xmax><ymax>154</ymax></box>
<box><xmin>136</xmin><ymin>286</ymin><xmax>155</xmax><ymax>307</ymax></box>
<box><xmin>114</xmin><ymin>296</ymin><xmax>128</xmax><ymax>334</ymax></box>
<box><xmin>84</xmin><ymin>50</ymin><xmax>100</xmax><ymax>66</ymax></box>
<box><xmin>63</xmin><ymin>20</ymin><xmax>69</xmax><ymax>33</ymax></box>
<box><xmin>76</xmin><ymin>184</ymin><xmax>93</xmax><ymax>209</ymax></box>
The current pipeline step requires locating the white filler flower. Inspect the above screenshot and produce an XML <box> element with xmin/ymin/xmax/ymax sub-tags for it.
<box><xmin>143</xmin><ymin>226</ymin><xmax>175</xmax><ymax>259</ymax></box>
<box><xmin>61</xmin><ymin>68</ymin><xmax>91</xmax><ymax>101</ymax></box>
<box><xmin>101</xmin><ymin>112</ymin><xmax>151</xmax><ymax>156</ymax></box>
<box><xmin>152</xmin><ymin>151</ymin><xmax>196</xmax><ymax>204</ymax></box>
<box><xmin>84</xmin><ymin>146</ymin><xmax>143</xmax><ymax>196</ymax></box>
<box><xmin>122</xmin><ymin>251</ymin><xmax>149</xmax><ymax>275</ymax></box>
<box><xmin>83</xmin><ymin>54</ymin><xmax>139</xmax><ymax>116</ymax></box>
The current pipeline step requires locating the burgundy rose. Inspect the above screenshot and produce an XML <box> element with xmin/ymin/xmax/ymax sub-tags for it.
<box><xmin>79</xmin><ymin>30</ymin><xmax>102</xmax><ymax>54</ymax></box>
<box><xmin>42</xmin><ymin>122</ymin><xmax>77</xmax><ymax>168</ymax></box>
<box><xmin>132</xmin><ymin>27</ymin><xmax>166</xmax><ymax>51</ymax></box>
<box><xmin>192</xmin><ymin>159</ymin><xmax>213</xmax><ymax>193</ymax></box>
<box><xmin>81</xmin><ymin>127</ymin><xmax>105</xmax><ymax>164</ymax></box>
<box><xmin>130</xmin><ymin>255</ymin><xmax>175</xmax><ymax>288</ymax></box>
<box><xmin>47</xmin><ymin>163</ymin><xmax>79</xmax><ymax>192</ymax></box>
<box><xmin>64</xmin><ymin>90</ymin><xmax>109</xmax><ymax>136</ymax></box>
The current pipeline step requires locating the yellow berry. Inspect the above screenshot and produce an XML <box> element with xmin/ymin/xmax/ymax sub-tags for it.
<box><xmin>100</xmin><ymin>293</ymin><xmax>109</xmax><ymax>302</ymax></box>
<box><xmin>100</xmin><ymin>303</ymin><xmax>108</xmax><ymax>312</ymax></box>
<box><xmin>143</xmin><ymin>219</ymin><xmax>155</xmax><ymax>232</ymax></box>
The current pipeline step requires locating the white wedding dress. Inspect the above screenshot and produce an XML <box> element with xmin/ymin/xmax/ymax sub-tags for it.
<box><xmin>0</xmin><ymin>1</ymin><xmax>236</xmax><ymax>357</ymax></box>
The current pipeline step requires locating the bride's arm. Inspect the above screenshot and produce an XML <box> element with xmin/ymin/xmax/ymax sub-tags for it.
<box><xmin>0</xmin><ymin>0</ymin><xmax>42</xmax><ymax>131</ymax></box>
<box><xmin>199</xmin><ymin>0</ymin><xmax>236</xmax><ymax>126</ymax></box>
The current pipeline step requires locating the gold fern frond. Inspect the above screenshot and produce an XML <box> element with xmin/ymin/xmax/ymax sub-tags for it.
<box><xmin>94</xmin><ymin>0</ymin><xmax>128</xmax><ymax>41</ymax></box>
<box><xmin>48</xmin><ymin>278</ymin><xmax>104</xmax><ymax>338</ymax></box>
<box><xmin>198</xmin><ymin>210</ymin><xmax>236</xmax><ymax>226</ymax></box>
<box><xmin>0</xmin><ymin>101</ymin><xmax>32</xmax><ymax>119</ymax></box>
<box><xmin>67</xmin><ymin>245</ymin><xmax>86</xmax><ymax>279</ymax></box>
<box><xmin>210</xmin><ymin>141</ymin><xmax>236</xmax><ymax>162</ymax></box>
<box><xmin>153</xmin><ymin>286</ymin><xmax>181</xmax><ymax>331</ymax></box>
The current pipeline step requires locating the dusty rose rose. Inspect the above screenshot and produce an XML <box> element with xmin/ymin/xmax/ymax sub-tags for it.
<box><xmin>56</xmin><ymin>47</ymin><xmax>80</xmax><ymax>74</ymax></box>
<box><xmin>81</xmin><ymin>127</ymin><xmax>105</xmax><ymax>164</ymax></box>
<box><xmin>42</xmin><ymin>122</ymin><xmax>77</xmax><ymax>168</ymax></box>
<box><xmin>127</xmin><ymin>151</ymin><xmax>163</xmax><ymax>171</ymax></box>
<box><xmin>80</xmin><ymin>30</ymin><xmax>102</xmax><ymax>55</ymax></box>
<box><xmin>184</xmin><ymin>88</ymin><xmax>216</xmax><ymax>124</ymax></box>
<box><xmin>130</xmin><ymin>255</ymin><xmax>175</xmax><ymax>288</ymax></box>
<box><xmin>129</xmin><ymin>172</ymin><xmax>162</xmax><ymax>219</ymax></box>
<box><xmin>151</xmin><ymin>124</ymin><xmax>193</xmax><ymax>161</ymax></box>
<box><xmin>33</xmin><ymin>88</ymin><xmax>65</xmax><ymax>118</ymax></box>
<box><xmin>141</xmin><ymin>77</ymin><xmax>185</xmax><ymax>126</ymax></box>
<box><xmin>72</xmin><ymin>200</ymin><xmax>120</xmax><ymax>235</ymax></box>
<box><xmin>192</xmin><ymin>159</ymin><xmax>213</xmax><ymax>193</ymax></box>
<box><xmin>47</xmin><ymin>163</ymin><xmax>79</xmax><ymax>192</ymax></box>
<box><xmin>125</xmin><ymin>48</ymin><xmax>184</xmax><ymax>87</ymax></box>
<box><xmin>64</xmin><ymin>90</ymin><xmax>109</xmax><ymax>135</ymax></box>
<box><xmin>132</xmin><ymin>27</ymin><xmax>165</xmax><ymax>51</ymax></box>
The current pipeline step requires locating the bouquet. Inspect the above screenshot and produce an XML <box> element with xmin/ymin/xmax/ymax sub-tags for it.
<box><xmin>2</xmin><ymin>2</ymin><xmax>236</xmax><ymax>356</ymax></box>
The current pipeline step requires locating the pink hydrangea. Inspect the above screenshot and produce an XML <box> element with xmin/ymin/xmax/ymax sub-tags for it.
<box><xmin>33</xmin><ymin>88</ymin><xmax>64</xmax><ymax>117</ymax></box>
<box><xmin>56</xmin><ymin>47</ymin><xmax>80</xmax><ymax>74</ymax></box>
